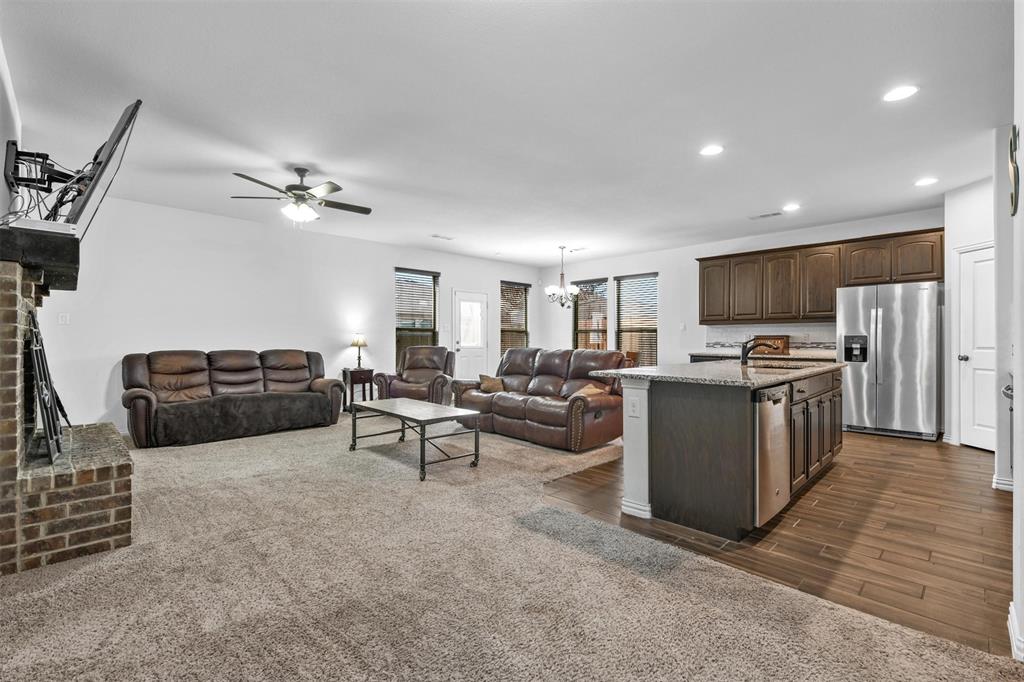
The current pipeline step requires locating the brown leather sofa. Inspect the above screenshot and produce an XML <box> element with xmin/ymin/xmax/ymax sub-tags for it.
<box><xmin>372</xmin><ymin>346</ymin><xmax>455</xmax><ymax>405</ymax></box>
<box><xmin>121</xmin><ymin>349</ymin><xmax>344</xmax><ymax>448</ymax></box>
<box><xmin>451</xmin><ymin>348</ymin><xmax>627</xmax><ymax>452</ymax></box>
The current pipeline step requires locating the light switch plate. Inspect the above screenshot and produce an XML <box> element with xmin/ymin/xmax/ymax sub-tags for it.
<box><xmin>627</xmin><ymin>397</ymin><xmax>641</xmax><ymax>418</ymax></box>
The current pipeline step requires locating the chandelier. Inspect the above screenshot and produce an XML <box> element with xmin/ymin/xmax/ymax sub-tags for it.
<box><xmin>545</xmin><ymin>246</ymin><xmax>579</xmax><ymax>308</ymax></box>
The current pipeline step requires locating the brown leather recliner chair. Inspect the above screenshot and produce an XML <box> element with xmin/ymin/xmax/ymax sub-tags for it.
<box><xmin>451</xmin><ymin>348</ymin><xmax>627</xmax><ymax>452</ymax></box>
<box><xmin>121</xmin><ymin>349</ymin><xmax>344</xmax><ymax>448</ymax></box>
<box><xmin>372</xmin><ymin>346</ymin><xmax>455</xmax><ymax>405</ymax></box>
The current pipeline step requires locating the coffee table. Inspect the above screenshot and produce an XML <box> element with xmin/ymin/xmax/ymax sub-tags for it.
<box><xmin>349</xmin><ymin>398</ymin><xmax>481</xmax><ymax>480</ymax></box>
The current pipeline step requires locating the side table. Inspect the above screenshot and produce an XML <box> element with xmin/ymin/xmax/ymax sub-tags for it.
<box><xmin>343</xmin><ymin>367</ymin><xmax>374</xmax><ymax>412</ymax></box>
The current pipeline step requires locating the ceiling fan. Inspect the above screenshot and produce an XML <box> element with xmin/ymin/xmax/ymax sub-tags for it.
<box><xmin>230</xmin><ymin>167</ymin><xmax>372</xmax><ymax>222</ymax></box>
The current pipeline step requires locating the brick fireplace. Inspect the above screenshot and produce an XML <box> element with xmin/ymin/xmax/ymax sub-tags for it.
<box><xmin>0</xmin><ymin>236</ymin><xmax>133</xmax><ymax>575</ymax></box>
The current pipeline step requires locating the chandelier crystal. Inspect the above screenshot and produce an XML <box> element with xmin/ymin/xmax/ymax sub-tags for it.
<box><xmin>545</xmin><ymin>246</ymin><xmax>580</xmax><ymax>308</ymax></box>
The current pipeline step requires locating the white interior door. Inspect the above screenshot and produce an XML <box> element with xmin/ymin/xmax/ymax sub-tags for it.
<box><xmin>959</xmin><ymin>246</ymin><xmax>997</xmax><ymax>451</ymax></box>
<box><xmin>453</xmin><ymin>291</ymin><xmax>488</xmax><ymax>381</ymax></box>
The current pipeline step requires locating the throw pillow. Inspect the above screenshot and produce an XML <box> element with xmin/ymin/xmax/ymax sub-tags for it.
<box><xmin>571</xmin><ymin>384</ymin><xmax>607</xmax><ymax>398</ymax></box>
<box><xmin>479</xmin><ymin>375</ymin><xmax>504</xmax><ymax>393</ymax></box>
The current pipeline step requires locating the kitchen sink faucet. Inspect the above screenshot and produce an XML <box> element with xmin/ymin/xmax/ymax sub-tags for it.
<box><xmin>740</xmin><ymin>338</ymin><xmax>780</xmax><ymax>365</ymax></box>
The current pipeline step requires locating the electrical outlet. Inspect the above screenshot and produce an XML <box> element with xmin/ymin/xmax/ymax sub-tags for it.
<box><xmin>57</xmin><ymin>313</ymin><xmax>71</xmax><ymax>325</ymax></box>
<box><xmin>627</xmin><ymin>397</ymin><xmax>641</xmax><ymax>418</ymax></box>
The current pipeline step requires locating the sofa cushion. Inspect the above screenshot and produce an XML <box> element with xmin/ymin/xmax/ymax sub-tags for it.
<box><xmin>527</xmin><ymin>349</ymin><xmax>572</xmax><ymax>396</ymax></box>
<box><xmin>261</xmin><ymin>349</ymin><xmax>312</xmax><ymax>392</ymax></box>
<box><xmin>492</xmin><ymin>392</ymin><xmax>531</xmax><ymax>419</ymax></box>
<box><xmin>209</xmin><ymin>350</ymin><xmax>264</xmax><ymax>396</ymax></box>
<box><xmin>153</xmin><ymin>392</ymin><xmax>331</xmax><ymax>446</ymax></box>
<box><xmin>389</xmin><ymin>378</ymin><xmax>430</xmax><ymax>401</ymax></box>
<box><xmin>497</xmin><ymin>348</ymin><xmax>540</xmax><ymax>392</ymax></box>
<box><xmin>525</xmin><ymin>396</ymin><xmax>571</xmax><ymax>427</ymax></box>
<box><xmin>147</xmin><ymin>351</ymin><xmax>211</xmax><ymax>403</ymax></box>
<box><xmin>402</xmin><ymin>346</ymin><xmax>448</xmax><ymax>371</ymax></box>
<box><xmin>403</xmin><ymin>368</ymin><xmax>443</xmax><ymax>384</ymax></box>
<box><xmin>563</xmin><ymin>349</ymin><xmax>626</xmax><ymax>396</ymax></box>
<box><xmin>460</xmin><ymin>388</ymin><xmax>496</xmax><ymax>414</ymax></box>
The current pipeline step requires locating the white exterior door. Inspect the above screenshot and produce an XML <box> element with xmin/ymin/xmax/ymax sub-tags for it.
<box><xmin>959</xmin><ymin>246</ymin><xmax>997</xmax><ymax>451</ymax></box>
<box><xmin>453</xmin><ymin>291</ymin><xmax>488</xmax><ymax>381</ymax></box>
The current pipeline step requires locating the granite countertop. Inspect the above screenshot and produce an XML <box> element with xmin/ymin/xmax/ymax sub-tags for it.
<box><xmin>592</xmin><ymin>360</ymin><xmax>847</xmax><ymax>389</ymax></box>
<box><xmin>689</xmin><ymin>348</ymin><xmax>837</xmax><ymax>361</ymax></box>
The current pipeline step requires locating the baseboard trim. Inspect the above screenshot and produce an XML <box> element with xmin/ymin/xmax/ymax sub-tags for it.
<box><xmin>942</xmin><ymin>434</ymin><xmax>959</xmax><ymax>446</ymax></box>
<box><xmin>621</xmin><ymin>498</ymin><xmax>652</xmax><ymax>519</ymax></box>
<box><xmin>993</xmin><ymin>474</ymin><xmax>1014</xmax><ymax>492</ymax></box>
<box><xmin>1009</xmin><ymin>602</ymin><xmax>1024</xmax><ymax>661</ymax></box>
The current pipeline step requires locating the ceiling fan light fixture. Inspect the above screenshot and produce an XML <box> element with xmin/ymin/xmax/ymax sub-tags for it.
<box><xmin>281</xmin><ymin>199</ymin><xmax>319</xmax><ymax>223</ymax></box>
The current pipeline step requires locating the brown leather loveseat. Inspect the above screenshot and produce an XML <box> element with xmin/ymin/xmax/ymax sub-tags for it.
<box><xmin>121</xmin><ymin>349</ymin><xmax>344</xmax><ymax>448</ymax></box>
<box><xmin>451</xmin><ymin>348</ymin><xmax>627</xmax><ymax>452</ymax></box>
<box><xmin>373</xmin><ymin>346</ymin><xmax>455</xmax><ymax>404</ymax></box>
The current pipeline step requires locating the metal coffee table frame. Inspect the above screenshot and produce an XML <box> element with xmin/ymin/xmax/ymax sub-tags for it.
<box><xmin>349</xmin><ymin>398</ymin><xmax>480</xmax><ymax>481</ymax></box>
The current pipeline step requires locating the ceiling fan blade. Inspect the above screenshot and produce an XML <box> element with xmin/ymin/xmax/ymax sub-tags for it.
<box><xmin>304</xmin><ymin>181</ymin><xmax>342</xmax><ymax>198</ymax></box>
<box><xmin>230</xmin><ymin>195</ymin><xmax>284</xmax><ymax>200</ymax></box>
<box><xmin>319</xmin><ymin>199</ymin><xmax>372</xmax><ymax>215</ymax></box>
<box><xmin>232</xmin><ymin>172</ymin><xmax>288</xmax><ymax>194</ymax></box>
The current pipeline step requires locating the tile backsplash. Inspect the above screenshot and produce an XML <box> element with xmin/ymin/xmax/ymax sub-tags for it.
<box><xmin>705</xmin><ymin>323</ymin><xmax>836</xmax><ymax>349</ymax></box>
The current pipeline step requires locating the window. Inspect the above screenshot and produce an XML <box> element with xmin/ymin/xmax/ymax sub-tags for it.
<box><xmin>500</xmin><ymin>281</ymin><xmax>530</xmax><ymax>356</ymax></box>
<box><xmin>395</xmin><ymin>268</ymin><xmax>439</xmax><ymax>363</ymax></box>
<box><xmin>615</xmin><ymin>273</ymin><xmax>658</xmax><ymax>366</ymax></box>
<box><xmin>572</xmin><ymin>279</ymin><xmax>608</xmax><ymax>350</ymax></box>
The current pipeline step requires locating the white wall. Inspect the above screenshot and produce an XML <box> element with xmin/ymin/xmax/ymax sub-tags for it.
<box><xmin>534</xmin><ymin>207</ymin><xmax>944</xmax><ymax>361</ymax></box>
<box><xmin>1011</xmin><ymin>0</ymin><xmax>1024</xmax><ymax>662</ymax></box>
<box><xmin>0</xmin><ymin>16</ymin><xmax>21</xmax><ymax>212</ymax></box>
<box><xmin>995</xmin><ymin>125</ymin><xmax>1015</xmax><ymax>490</ymax></box>
<box><xmin>37</xmin><ymin>197</ymin><xmax>541</xmax><ymax>430</ymax></box>
<box><xmin>943</xmin><ymin>178</ymin><xmax>996</xmax><ymax>448</ymax></box>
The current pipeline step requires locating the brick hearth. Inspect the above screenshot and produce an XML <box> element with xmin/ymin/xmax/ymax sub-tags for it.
<box><xmin>0</xmin><ymin>259</ymin><xmax>132</xmax><ymax>575</ymax></box>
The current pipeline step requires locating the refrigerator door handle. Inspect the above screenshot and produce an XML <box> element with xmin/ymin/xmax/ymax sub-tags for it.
<box><xmin>875</xmin><ymin>307</ymin><xmax>883</xmax><ymax>385</ymax></box>
<box><xmin>868</xmin><ymin>306</ymin><xmax>877</xmax><ymax>385</ymax></box>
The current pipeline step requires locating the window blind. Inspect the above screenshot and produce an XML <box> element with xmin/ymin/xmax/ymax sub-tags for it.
<box><xmin>500</xmin><ymin>281</ymin><xmax>530</xmax><ymax>356</ymax></box>
<box><xmin>395</xmin><ymin>268</ymin><xmax>439</xmax><ymax>362</ymax></box>
<box><xmin>615</xmin><ymin>273</ymin><xmax>658</xmax><ymax>366</ymax></box>
<box><xmin>572</xmin><ymin>279</ymin><xmax>608</xmax><ymax>350</ymax></box>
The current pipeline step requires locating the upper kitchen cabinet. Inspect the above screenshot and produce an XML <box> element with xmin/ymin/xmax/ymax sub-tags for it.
<box><xmin>841</xmin><ymin>238</ymin><xmax>892</xmax><ymax>286</ymax></box>
<box><xmin>699</xmin><ymin>258</ymin><xmax>731</xmax><ymax>323</ymax></box>
<box><xmin>891</xmin><ymin>232</ymin><xmax>943</xmax><ymax>282</ymax></box>
<box><xmin>729</xmin><ymin>255</ymin><xmax>763</xmax><ymax>320</ymax></box>
<box><xmin>799</xmin><ymin>245</ymin><xmax>841</xmax><ymax>319</ymax></box>
<box><xmin>763</xmin><ymin>251</ymin><xmax>801</xmax><ymax>320</ymax></box>
<box><xmin>696</xmin><ymin>228</ymin><xmax>944</xmax><ymax>324</ymax></box>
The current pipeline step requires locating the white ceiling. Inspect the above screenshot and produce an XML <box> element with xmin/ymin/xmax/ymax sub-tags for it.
<box><xmin>0</xmin><ymin>0</ymin><xmax>1012</xmax><ymax>266</ymax></box>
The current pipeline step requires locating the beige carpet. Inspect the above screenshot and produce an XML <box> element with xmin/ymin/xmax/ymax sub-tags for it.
<box><xmin>1</xmin><ymin>419</ymin><xmax>1022</xmax><ymax>680</ymax></box>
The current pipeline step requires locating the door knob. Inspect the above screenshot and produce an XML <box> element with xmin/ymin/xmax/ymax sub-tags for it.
<box><xmin>958</xmin><ymin>354</ymin><xmax>970</xmax><ymax>362</ymax></box>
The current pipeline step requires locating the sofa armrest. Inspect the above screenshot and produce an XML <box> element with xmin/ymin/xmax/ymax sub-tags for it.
<box><xmin>567</xmin><ymin>393</ymin><xmax>623</xmax><ymax>452</ymax></box>
<box><xmin>428</xmin><ymin>374</ymin><xmax>453</xmax><ymax>405</ymax></box>
<box><xmin>121</xmin><ymin>388</ymin><xmax>157</xmax><ymax>448</ymax></box>
<box><xmin>450</xmin><ymin>380</ymin><xmax>480</xmax><ymax>407</ymax></box>
<box><xmin>310</xmin><ymin>378</ymin><xmax>345</xmax><ymax>423</ymax></box>
<box><xmin>372</xmin><ymin>372</ymin><xmax>397</xmax><ymax>399</ymax></box>
<box><xmin>570</xmin><ymin>393</ymin><xmax>622</xmax><ymax>413</ymax></box>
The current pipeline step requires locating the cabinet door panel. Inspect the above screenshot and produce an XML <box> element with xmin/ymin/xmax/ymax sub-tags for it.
<box><xmin>842</xmin><ymin>238</ymin><xmax>892</xmax><ymax>286</ymax></box>
<box><xmin>831</xmin><ymin>390</ymin><xmax>844</xmax><ymax>455</ymax></box>
<box><xmin>763</xmin><ymin>251</ymin><xmax>800</xmax><ymax>320</ymax></box>
<box><xmin>800</xmin><ymin>245</ymin><xmax>841</xmax><ymax>319</ymax></box>
<box><xmin>791</xmin><ymin>402</ymin><xmax>808</xmax><ymax>493</ymax></box>
<box><xmin>730</xmin><ymin>255</ymin><xmax>763</xmax><ymax>320</ymax></box>
<box><xmin>699</xmin><ymin>259</ymin><xmax>731</xmax><ymax>323</ymax></box>
<box><xmin>892</xmin><ymin>232</ymin><xmax>943</xmax><ymax>282</ymax></box>
<box><xmin>821</xmin><ymin>396</ymin><xmax>834</xmax><ymax>467</ymax></box>
<box><xmin>807</xmin><ymin>399</ymin><xmax>823</xmax><ymax>478</ymax></box>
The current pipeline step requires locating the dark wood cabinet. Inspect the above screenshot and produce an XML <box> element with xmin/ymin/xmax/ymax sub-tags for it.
<box><xmin>800</xmin><ymin>245</ymin><xmax>841</xmax><ymax>319</ymax></box>
<box><xmin>820</xmin><ymin>395</ymin><xmax>834</xmax><ymax>467</ymax></box>
<box><xmin>830</xmin><ymin>389</ymin><xmax>844</xmax><ymax>455</ymax></box>
<box><xmin>841</xmin><ymin>238</ymin><xmax>892</xmax><ymax>286</ymax></box>
<box><xmin>730</xmin><ymin>255</ymin><xmax>763</xmax><ymax>320</ymax></box>
<box><xmin>790</xmin><ymin>402</ymin><xmax>808</xmax><ymax>493</ymax></box>
<box><xmin>807</xmin><ymin>397</ymin><xmax>823</xmax><ymax>478</ymax></box>
<box><xmin>763</xmin><ymin>251</ymin><xmax>800</xmax><ymax>320</ymax></box>
<box><xmin>699</xmin><ymin>259</ymin><xmax>731</xmax><ymax>323</ymax></box>
<box><xmin>892</xmin><ymin>232</ymin><xmax>943</xmax><ymax>282</ymax></box>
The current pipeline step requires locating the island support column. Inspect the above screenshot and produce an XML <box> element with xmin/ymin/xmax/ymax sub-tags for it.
<box><xmin>620</xmin><ymin>377</ymin><xmax>651</xmax><ymax>518</ymax></box>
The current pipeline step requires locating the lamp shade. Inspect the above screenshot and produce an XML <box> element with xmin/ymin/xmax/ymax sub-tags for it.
<box><xmin>281</xmin><ymin>200</ymin><xmax>320</xmax><ymax>223</ymax></box>
<box><xmin>350</xmin><ymin>334</ymin><xmax>368</xmax><ymax>348</ymax></box>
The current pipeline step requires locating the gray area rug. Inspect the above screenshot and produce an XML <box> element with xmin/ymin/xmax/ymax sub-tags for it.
<box><xmin>1</xmin><ymin>420</ymin><xmax>1022</xmax><ymax>680</ymax></box>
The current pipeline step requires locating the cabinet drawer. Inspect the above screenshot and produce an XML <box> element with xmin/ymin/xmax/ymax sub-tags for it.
<box><xmin>832</xmin><ymin>371</ymin><xmax>843</xmax><ymax>389</ymax></box>
<box><xmin>791</xmin><ymin>373</ymin><xmax>833</xmax><ymax>402</ymax></box>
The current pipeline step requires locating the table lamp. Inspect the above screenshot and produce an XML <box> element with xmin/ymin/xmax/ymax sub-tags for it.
<box><xmin>350</xmin><ymin>334</ymin><xmax>368</xmax><ymax>368</ymax></box>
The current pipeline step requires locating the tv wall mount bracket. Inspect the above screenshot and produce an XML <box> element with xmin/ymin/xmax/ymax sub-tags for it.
<box><xmin>4</xmin><ymin>140</ymin><xmax>76</xmax><ymax>193</ymax></box>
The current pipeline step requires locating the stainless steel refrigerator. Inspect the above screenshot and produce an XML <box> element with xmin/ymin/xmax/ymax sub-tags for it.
<box><xmin>836</xmin><ymin>282</ymin><xmax>942</xmax><ymax>441</ymax></box>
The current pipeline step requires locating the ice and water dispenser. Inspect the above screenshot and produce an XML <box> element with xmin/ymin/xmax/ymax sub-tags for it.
<box><xmin>843</xmin><ymin>335</ymin><xmax>868</xmax><ymax>363</ymax></box>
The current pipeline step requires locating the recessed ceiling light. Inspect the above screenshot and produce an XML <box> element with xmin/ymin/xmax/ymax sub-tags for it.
<box><xmin>782</xmin><ymin>202</ymin><xmax>801</xmax><ymax>212</ymax></box>
<box><xmin>883</xmin><ymin>85</ymin><xmax>919</xmax><ymax>102</ymax></box>
<box><xmin>914</xmin><ymin>177</ymin><xmax>938</xmax><ymax>187</ymax></box>
<box><xmin>699</xmin><ymin>144</ymin><xmax>724</xmax><ymax>156</ymax></box>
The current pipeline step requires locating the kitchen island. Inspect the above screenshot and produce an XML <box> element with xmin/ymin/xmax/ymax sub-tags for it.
<box><xmin>592</xmin><ymin>360</ymin><xmax>845</xmax><ymax>540</ymax></box>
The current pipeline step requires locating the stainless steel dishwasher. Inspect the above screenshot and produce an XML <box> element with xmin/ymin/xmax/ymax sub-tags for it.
<box><xmin>754</xmin><ymin>384</ymin><xmax>791</xmax><ymax>526</ymax></box>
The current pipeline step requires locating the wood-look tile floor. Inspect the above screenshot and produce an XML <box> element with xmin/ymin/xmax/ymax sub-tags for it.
<box><xmin>543</xmin><ymin>433</ymin><xmax>1013</xmax><ymax>655</ymax></box>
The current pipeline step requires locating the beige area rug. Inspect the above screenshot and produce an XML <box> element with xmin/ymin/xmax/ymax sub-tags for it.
<box><xmin>1</xmin><ymin>419</ymin><xmax>1022</xmax><ymax>681</ymax></box>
